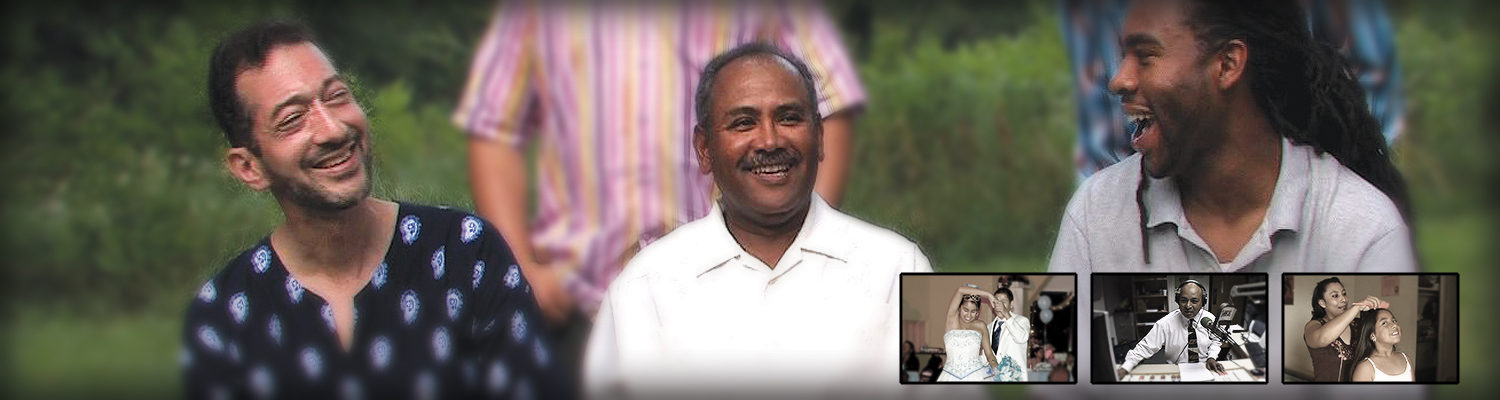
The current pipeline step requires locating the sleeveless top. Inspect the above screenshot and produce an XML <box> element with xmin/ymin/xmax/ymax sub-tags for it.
<box><xmin>937</xmin><ymin>330</ymin><xmax>989</xmax><ymax>381</ymax></box>
<box><xmin>1307</xmin><ymin>319</ymin><xmax>1354</xmax><ymax>382</ymax></box>
<box><xmin>1367</xmin><ymin>352</ymin><xmax>1413</xmax><ymax>382</ymax></box>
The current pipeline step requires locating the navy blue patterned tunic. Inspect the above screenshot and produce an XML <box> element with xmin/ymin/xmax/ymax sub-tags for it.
<box><xmin>182</xmin><ymin>203</ymin><xmax>570</xmax><ymax>399</ymax></box>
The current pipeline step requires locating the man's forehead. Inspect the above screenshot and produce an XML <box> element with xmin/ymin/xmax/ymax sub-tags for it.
<box><xmin>722</xmin><ymin>53</ymin><xmax>797</xmax><ymax>77</ymax></box>
<box><xmin>1121</xmin><ymin>0</ymin><xmax>1193</xmax><ymax>43</ymax></box>
<box><xmin>712</xmin><ymin>54</ymin><xmax>807</xmax><ymax>102</ymax></box>
<box><xmin>237</xmin><ymin>43</ymin><xmax>339</xmax><ymax>103</ymax></box>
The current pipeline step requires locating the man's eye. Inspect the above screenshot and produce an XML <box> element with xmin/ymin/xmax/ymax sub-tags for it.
<box><xmin>730</xmin><ymin>119</ymin><xmax>754</xmax><ymax>130</ymax></box>
<box><xmin>1133</xmin><ymin>50</ymin><xmax>1157</xmax><ymax>65</ymax></box>
<box><xmin>277</xmin><ymin>114</ymin><xmax>304</xmax><ymax>132</ymax></box>
<box><xmin>327</xmin><ymin>89</ymin><xmax>350</xmax><ymax>103</ymax></box>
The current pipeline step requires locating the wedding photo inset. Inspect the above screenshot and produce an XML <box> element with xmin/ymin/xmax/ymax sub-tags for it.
<box><xmin>1283</xmin><ymin>274</ymin><xmax>1458</xmax><ymax>383</ymax></box>
<box><xmin>899</xmin><ymin>274</ymin><xmax>1077</xmax><ymax>383</ymax></box>
<box><xmin>1091</xmin><ymin>274</ymin><xmax>1269</xmax><ymax>383</ymax></box>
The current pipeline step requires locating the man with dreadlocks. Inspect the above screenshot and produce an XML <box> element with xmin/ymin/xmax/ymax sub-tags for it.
<box><xmin>1047</xmin><ymin>0</ymin><xmax>1416</xmax><ymax>272</ymax></box>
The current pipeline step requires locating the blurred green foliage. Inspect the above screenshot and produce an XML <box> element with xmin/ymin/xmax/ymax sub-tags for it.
<box><xmin>841</xmin><ymin>2</ymin><xmax>1074</xmax><ymax>269</ymax></box>
<box><xmin>2</xmin><ymin>0</ymin><xmax>1494</xmax><ymax>397</ymax></box>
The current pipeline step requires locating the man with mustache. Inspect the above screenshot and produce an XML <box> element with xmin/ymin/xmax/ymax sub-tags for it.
<box><xmin>582</xmin><ymin>43</ymin><xmax>932</xmax><ymax>398</ymax></box>
<box><xmin>182</xmin><ymin>22</ymin><xmax>565</xmax><ymax>398</ymax></box>
<box><xmin>1047</xmin><ymin>0</ymin><xmax>1417</xmax><ymax>271</ymax></box>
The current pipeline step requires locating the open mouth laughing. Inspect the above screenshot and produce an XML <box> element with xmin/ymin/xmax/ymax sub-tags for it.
<box><xmin>1126</xmin><ymin>112</ymin><xmax>1156</xmax><ymax>151</ymax></box>
<box><xmin>309</xmin><ymin>140</ymin><xmax>361</xmax><ymax>176</ymax></box>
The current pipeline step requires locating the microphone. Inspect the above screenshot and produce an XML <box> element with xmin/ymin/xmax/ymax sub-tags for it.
<box><xmin>1199</xmin><ymin>317</ymin><xmax>1234</xmax><ymax>343</ymax></box>
<box><xmin>1200</xmin><ymin>316</ymin><xmax>1248</xmax><ymax>360</ymax></box>
<box><xmin>1217</xmin><ymin>303</ymin><xmax>1236</xmax><ymax>324</ymax></box>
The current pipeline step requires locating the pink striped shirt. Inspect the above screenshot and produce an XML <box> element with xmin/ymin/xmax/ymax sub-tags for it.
<box><xmin>453</xmin><ymin>0</ymin><xmax>865</xmax><ymax>314</ymax></box>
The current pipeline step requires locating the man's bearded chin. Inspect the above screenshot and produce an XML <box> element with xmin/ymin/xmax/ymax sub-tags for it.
<box><xmin>270</xmin><ymin>149</ymin><xmax>375</xmax><ymax>212</ymax></box>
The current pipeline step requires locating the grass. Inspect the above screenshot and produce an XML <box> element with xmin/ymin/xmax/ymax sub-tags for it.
<box><xmin>6</xmin><ymin>306</ymin><xmax>182</xmax><ymax>399</ymax></box>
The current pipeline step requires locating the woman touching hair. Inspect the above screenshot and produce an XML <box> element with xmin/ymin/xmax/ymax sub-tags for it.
<box><xmin>1302</xmin><ymin>277</ymin><xmax>1383</xmax><ymax>381</ymax></box>
<box><xmin>936</xmin><ymin>284</ymin><xmax>1000</xmax><ymax>381</ymax></box>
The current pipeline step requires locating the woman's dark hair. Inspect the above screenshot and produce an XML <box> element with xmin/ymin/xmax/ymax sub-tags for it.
<box><xmin>922</xmin><ymin>355</ymin><xmax>943</xmax><ymax>375</ymax></box>
<box><xmin>1310</xmin><ymin>277</ymin><xmax>1343</xmax><ymax>320</ymax></box>
<box><xmin>903</xmin><ymin>341</ymin><xmax>920</xmax><ymax>371</ymax></box>
<box><xmin>959</xmin><ymin>294</ymin><xmax>983</xmax><ymax>311</ymax></box>
<box><xmin>1343</xmin><ymin>308</ymin><xmax>1390</xmax><ymax>381</ymax></box>
<box><xmin>1138</xmin><ymin>0</ymin><xmax>1415</xmax><ymax>263</ymax></box>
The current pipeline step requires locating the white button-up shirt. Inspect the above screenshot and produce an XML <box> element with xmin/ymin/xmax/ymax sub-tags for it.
<box><xmin>1120</xmin><ymin>309</ymin><xmax>1224</xmax><ymax>371</ymax></box>
<box><xmin>584</xmin><ymin>195</ymin><xmax>933</xmax><ymax>399</ymax></box>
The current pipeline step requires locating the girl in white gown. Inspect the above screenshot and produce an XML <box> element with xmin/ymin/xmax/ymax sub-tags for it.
<box><xmin>1348</xmin><ymin>308</ymin><xmax>1414</xmax><ymax>382</ymax></box>
<box><xmin>937</xmin><ymin>285</ymin><xmax>1000</xmax><ymax>381</ymax></box>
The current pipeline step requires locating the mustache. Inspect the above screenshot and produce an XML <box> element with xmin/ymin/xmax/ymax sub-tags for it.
<box><xmin>737</xmin><ymin>148</ymin><xmax>801</xmax><ymax>170</ymax></box>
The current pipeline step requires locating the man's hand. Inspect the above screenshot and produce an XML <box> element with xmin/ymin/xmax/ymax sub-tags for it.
<box><xmin>521</xmin><ymin>261</ymin><xmax>573</xmax><ymax>326</ymax></box>
<box><xmin>1205</xmin><ymin>358</ymin><xmax>1227</xmax><ymax>375</ymax></box>
<box><xmin>1115</xmin><ymin>366</ymin><xmax>1129</xmax><ymax>381</ymax></box>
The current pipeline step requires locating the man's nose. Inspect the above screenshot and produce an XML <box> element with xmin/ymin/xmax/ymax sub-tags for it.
<box><xmin>750</xmin><ymin>119</ymin><xmax>790</xmax><ymax>150</ymax></box>
<box><xmin>308</xmin><ymin>104</ymin><xmax>350</xmax><ymax>146</ymax></box>
<box><xmin>1108</xmin><ymin>62</ymin><xmax>1137</xmax><ymax>97</ymax></box>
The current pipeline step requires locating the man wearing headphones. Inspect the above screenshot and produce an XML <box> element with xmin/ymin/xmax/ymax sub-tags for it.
<box><xmin>1115</xmin><ymin>280</ymin><xmax>1230</xmax><ymax>380</ymax></box>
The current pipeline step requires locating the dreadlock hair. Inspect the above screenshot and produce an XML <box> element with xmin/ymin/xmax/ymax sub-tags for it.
<box><xmin>1185</xmin><ymin>0</ymin><xmax>1413</xmax><ymax>220</ymax></box>
<box><xmin>1138</xmin><ymin>0</ymin><xmax>1415</xmax><ymax>264</ymax></box>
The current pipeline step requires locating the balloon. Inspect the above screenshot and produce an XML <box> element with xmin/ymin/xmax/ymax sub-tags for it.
<box><xmin>1039</xmin><ymin>308</ymin><xmax>1054</xmax><ymax>324</ymax></box>
<box><xmin>1037</xmin><ymin>295</ymin><xmax>1053</xmax><ymax>309</ymax></box>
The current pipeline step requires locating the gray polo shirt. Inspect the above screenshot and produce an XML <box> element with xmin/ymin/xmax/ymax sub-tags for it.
<box><xmin>1048</xmin><ymin>138</ymin><xmax>1415</xmax><ymax>272</ymax></box>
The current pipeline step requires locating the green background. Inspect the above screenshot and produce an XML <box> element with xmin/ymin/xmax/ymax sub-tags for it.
<box><xmin>2</xmin><ymin>0</ymin><xmax>1493</xmax><ymax>397</ymax></box>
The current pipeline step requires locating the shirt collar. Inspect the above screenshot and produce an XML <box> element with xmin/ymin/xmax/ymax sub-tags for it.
<box><xmin>1144</xmin><ymin>137</ymin><xmax>1309</xmax><ymax>235</ymax></box>
<box><xmin>694</xmin><ymin>193</ymin><xmax>850</xmax><ymax>276</ymax></box>
<box><xmin>1264</xmin><ymin>138</ymin><xmax>1311</xmax><ymax>234</ymax></box>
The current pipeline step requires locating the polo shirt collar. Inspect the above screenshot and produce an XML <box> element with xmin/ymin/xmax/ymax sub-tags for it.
<box><xmin>1264</xmin><ymin>138</ymin><xmax>1310</xmax><ymax>234</ymax></box>
<box><xmin>695</xmin><ymin>193</ymin><xmax>849</xmax><ymax>276</ymax></box>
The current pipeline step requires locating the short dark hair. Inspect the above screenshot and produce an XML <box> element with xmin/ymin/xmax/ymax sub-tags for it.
<box><xmin>993</xmin><ymin>287</ymin><xmax>1013</xmax><ymax>302</ymax></box>
<box><xmin>693</xmin><ymin>42</ymin><xmax>820</xmax><ymax>135</ymax></box>
<box><xmin>207</xmin><ymin>21</ymin><xmax>318</xmax><ymax>151</ymax></box>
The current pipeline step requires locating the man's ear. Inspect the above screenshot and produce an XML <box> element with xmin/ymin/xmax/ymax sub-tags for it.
<box><xmin>1215</xmin><ymin>39</ymin><xmax>1249</xmax><ymax>90</ymax></box>
<box><xmin>226</xmin><ymin>147</ymin><xmax>270</xmax><ymax>191</ymax></box>
<box><xmin>692</xmin><ymin>126</ymin><xmax>712</xmax><ymax>175</ymax></box>
<box><xmin>815</xmin><ymin>122</ymin><xmax>825</xmax><ymax>163</ymax></box>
